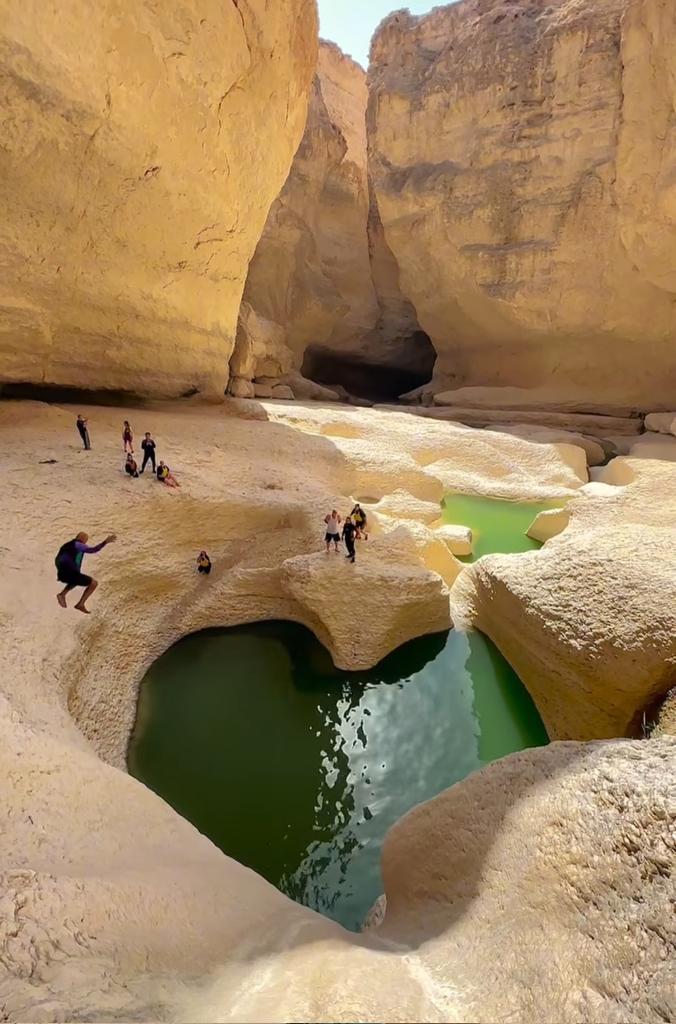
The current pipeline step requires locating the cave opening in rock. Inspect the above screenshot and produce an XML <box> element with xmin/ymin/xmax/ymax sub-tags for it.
<box><xmin>301</xmin><ymin>330</ymin><xmax>437</xmax><ymax>403</ymax></box>
<box><xmin>128</xmin><ymin>617</ymin><xmax>547</xmax><ymax>931</ymax></box>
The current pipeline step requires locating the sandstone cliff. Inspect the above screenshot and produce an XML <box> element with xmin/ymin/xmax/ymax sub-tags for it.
<box><xmin>368</xmin><ymin>0</ymin><xmax>676</xmax><ymax>408</ymax></box>
<box><xmin>234</xmin><ymin>41</ymin><xmax>435</xmax><ymax>402</ymax></box>
<box><xmin>0</xmin><ymin>0</ymin><xmax>317</xmax><ymax>397</ymax></box>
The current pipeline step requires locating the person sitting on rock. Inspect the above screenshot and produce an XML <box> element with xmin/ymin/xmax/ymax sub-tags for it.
<box><xmin>122</xmin><ymin>420</ymin><xmax>134</xmax><ymax>453</ymax></box>
<box><xmin>197</xmin><ymin>551</ymin><xmax>212</xmax><ymax>575</ymax></box>
<box><xmin>157</xmin><ymin>460</ymin><xmax>180</xmax><ymax>488</ymax></box>
<box><xmin>342</xmin><ymin>516</ymin><xmax>357</xmax><ymax>563</ymax></box>
<box><xmin>324</xmin><ymin>510</ymin><xmax>342</xmax><ymax>553</ymax></box>
<box><xmin>125</xmin><ymin>453</ymin><xmax>139</xmax><ymax>478</ymax></box>
<box><xmin>140</xmin><ymin>432</ymin><xmax>157</xmax><ymax>474</ymax></box>
<box><xmin>351</xmin><ymin>503</ymin><xmax>368</xmax><ymax>541</ymax></box>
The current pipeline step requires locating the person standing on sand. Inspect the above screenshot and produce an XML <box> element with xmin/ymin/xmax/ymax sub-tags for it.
<box><xmin>55</xmin><ymin>532</ymin><xmax>116</xmax><ymax>613</ymax></box>
<box><xmin>351</xmin><ymin>503</ymin><xmax>368</xmax><ymax>541</ymax></box>
<box><xmin>140</xmin><ymin>432</ymin><xmax>156</xmax><ymax>474</ymax></box>
<box><xmin>342</xmin><ymin>516</ymin><xmax>357</xmax><ymax>563</ymax></box>
<box><xmin>122</xmin><ymin>420</ymin><xmax>134</xmax><ymax>453</ymax></box>
<box><xmin>76</xmin><ymin>414</ymin><xmax>91</xmax><ymax>451</ymax></box>
<box><xmin>324</xmin><ymin>510</ymin><xmax>342</xmax><ymax>553</ymax></box>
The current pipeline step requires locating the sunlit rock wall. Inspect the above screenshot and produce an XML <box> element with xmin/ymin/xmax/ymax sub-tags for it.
<box><xmin>0</xmin><ymin>0</ymin><xmax>318</xmax><ymax>396</ymax></box>
<box><xmin>368</xmin><ymin>0</ymin><xmax>676</xmax><ymax>407</ymax></box>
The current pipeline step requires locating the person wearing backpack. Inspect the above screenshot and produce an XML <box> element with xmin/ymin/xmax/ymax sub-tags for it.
<box><xmin>55</xmin><ymin>532</ymin><xmax>116</xmax><ymax>613</ymax></box>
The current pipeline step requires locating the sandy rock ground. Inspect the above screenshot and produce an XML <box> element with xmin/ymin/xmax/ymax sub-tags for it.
<box><xmin>0</xmin><ymin>397</ymin><xmax>674</xmax><ymax>1022</ymax></box>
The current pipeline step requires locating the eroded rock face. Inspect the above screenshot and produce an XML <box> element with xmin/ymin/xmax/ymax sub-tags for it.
<box><xmin>237</xmin><ymin>40</ymin><xmax>435</xmax><ymax>401</ymax></box>
<box><xmin>368</xmin><ymin>0</ymin><xmax>676</xmax><ymax>407</ymax></box>
<box><xmin>0</xmin><ymin>0</ymin><xmax>317</xmax><ymax>397</ymax></box>
<box><xmin>236</xmin><ymin>43</ymin><xmax>378</xmax><ymax>389</ymax></box>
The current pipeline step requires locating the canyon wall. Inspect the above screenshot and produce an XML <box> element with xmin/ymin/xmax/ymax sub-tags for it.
<box><xmin>368</xmin><ymin>0</ymin><xmax>676</xmax><ymax>407</ymax></box>
<box><xmin>234</xmin><ymin>41</ymin><xmax>435</xmax><ymax>401</ymax></box>
<box><xmin>0</xmin><ymin>0</ymin><xmax>317</xmax><ymax>397</ymax></box>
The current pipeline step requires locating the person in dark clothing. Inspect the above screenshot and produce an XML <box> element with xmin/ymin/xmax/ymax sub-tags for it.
<box><xmin>342</xmin><ymin>516</ymin><xmax>357</xmax><ymax>563</ymax></box>
<box><xmin>122</xmin><ymin>420</ymin><xmax>134</xmax><ymax>453</ymax></box>
<box><xmin>140</xmin><ymin>432</ymin><xmax>156</xmax><ymax>473</ymax></box>
<box><xmin>197</xmin><ymin>551</ymin><xmax>212</xmax><ymax>575</ymax></box>
<box><xmin>55</xmin><ymin>531</ymin><xmax>116</xmax><ymax>613</ymax></box>
<box><xmin>351</xmin><ymin>503</ymin><xmax>368</xmax><ymax>540</ymax></box>
<box><xmin>125</xmin><ymin>453</ymin><xmax>139</xmax><ymax>478</ymax></box>
<box><xmin>76</xmin><ymin>414</ymin><xmax>91</xmax><ymax>451</ymax></box>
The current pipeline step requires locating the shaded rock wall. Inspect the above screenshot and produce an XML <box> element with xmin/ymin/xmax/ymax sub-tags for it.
<box><xmin>236</xmin><ymin>40</ymin><xmax>435</xmax><ymax>401</ymax></box>
<box><xmin>0</xmin><ymin>0</ymin><xmax>318</xmax><ymax>397</ymax></box>
<box><xmin>368</xmin><ymin>0</ymin><xmax>676</xmax><ymax>407</ymax></box>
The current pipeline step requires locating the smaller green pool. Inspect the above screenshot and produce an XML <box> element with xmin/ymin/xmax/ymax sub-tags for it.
<box><xmin>443</xmin><ymin>493</ymin><xmax>565</xmax><ymax>561</ymax></box>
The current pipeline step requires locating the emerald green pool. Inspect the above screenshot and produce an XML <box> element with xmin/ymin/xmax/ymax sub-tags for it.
<box><xmin>128</xmin><ymin>493</ymin><xmax>557</xmax><ymax>931</ymax></box>
<box><xmin>443</xmin><ymin>493</ymin><xmax>564</xmax><ymax>561</ymax></box>
<box><xmin>128</xmin><ymin>623</ymin><xmax>547</xmax><ymax>930</ymax></box>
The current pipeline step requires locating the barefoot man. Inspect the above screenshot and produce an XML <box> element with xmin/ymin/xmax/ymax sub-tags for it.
<box><xmin>55</xmin><ymin>532</ymin><xmax>116</xmax><ymax>613</ymax></box>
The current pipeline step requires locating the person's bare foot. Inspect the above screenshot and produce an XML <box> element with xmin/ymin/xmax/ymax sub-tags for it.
<box><xmin>56</xmin><ymin>593</ymin><xmax>67</xmax><ymax>608</ymax></box>
<box><xmin>74</xmin><ymin>603</ymin><xmax>90</xmax><ymax>614</ymax></box>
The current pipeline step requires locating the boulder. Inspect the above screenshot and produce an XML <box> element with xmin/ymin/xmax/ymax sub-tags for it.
<box><xmin>644</xmin><ymin>412</ymin><xmax>676</xmax><ymax>435</ymax></box>
<box><xmin>459</xmin><ymin>457</ymin><xmax>676</xmax><ymax>740</ymax></box>
<box><xmin>526</xmin><ymin>507</ymin><xmax>571</xmax><ymax>543</ymax></box>
<box><xmin>0</xmin><ymin>0</ymin><xmax>317</xmax><ymax>396</ymax></box>
<box><xmin>230</xmin><ymin>304</ymin><xmax>293</xmax><ymax>383</ymax></box>
<box><xmin>368</xmin><ymin>0</ymin><xmax>676</xmax><ymax>408</ymax></box>
<box><xmin>228</xmin><ymin>376</ymin><xmax>255</xmax><ymax>400</ymax></box>
<box><xmin>433</xmin><ymin>524</ymin><xmax>473</xmax><ymax>557</ymax></box>
<box><xmin>271</xmin><ymin>384</ymin><xmax>295</xmax><ymax>401</ymax></box>
<box><xmin>280</xmin><ymin>551</ymin><xmax>451</xmax><ymax>669</ymax></box>
<box><xmin>484</xmin><ymin>425</ymin><xmax>606</xmax><ymax>467</ymax></box>
<box><xmin>253</xmin><ymin>383</ymin><xmax>275</xmax><ymax>399</ymax></box>
<box><xmin>280</xmin><ymin>371</ymin><xmax>340</xmax><ymax>403</ymax></box>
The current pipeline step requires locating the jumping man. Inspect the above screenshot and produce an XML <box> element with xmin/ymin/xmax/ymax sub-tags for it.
<box><xmin>55</xmin><ymin>532</ymin><xmax>116</xmax><ymax>613</ymax></box>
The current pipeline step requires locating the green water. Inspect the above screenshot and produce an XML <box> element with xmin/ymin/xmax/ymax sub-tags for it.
<box><xmin>128</xmin><ymin>623</ymin><xmax>547</xmax><ymax>931</ymax></box>
<box><xmin>443</xmin><ymin>493</ymin><xmax>564</xmax><ymax>561</ymax></box>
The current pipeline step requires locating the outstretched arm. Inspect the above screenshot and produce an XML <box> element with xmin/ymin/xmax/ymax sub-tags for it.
<box><xmin>75</xmin><ymin>535</ymin><xmax>116</xmax><ymax>555</ymax></box>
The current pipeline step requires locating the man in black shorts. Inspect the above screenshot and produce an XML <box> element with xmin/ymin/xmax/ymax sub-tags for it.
<box><xmin>324</xmin><ymin>510</ymin><xmax>342</xmax><ymax>553</ymax></box>
<box><xmin>55</xmin><ymin>531</ymin><xmax>116</xmax><ymax>613</ymax></box>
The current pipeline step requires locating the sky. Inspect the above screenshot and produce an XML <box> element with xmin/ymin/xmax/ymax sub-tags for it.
<box><xmin>318</xmin><ymin>0</ymin><xmax>447</xmax><ymax>68</ymax></box>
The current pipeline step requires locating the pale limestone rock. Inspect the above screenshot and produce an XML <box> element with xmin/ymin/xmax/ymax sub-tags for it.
<box><xmin>279</xmin><ymin>371</ymin><xmax>341</xmax><ymax>403</ymax></box>
<box><xmin>415</xmin><ymin>405</ymin><xmax>644</xmax><ymax>440</ymax></box>
<box><xmin>526</xmin><ymin>507</ymin><xmax>571</xmax><ymax>543</ymax></box>
<box><xmin>0</xmin><ymin>400</ymin><xmax>674</xmax><ymax>1022</ymax></box>
<box><xmin>253</xmin><ymin>383</ymin><xmax>275</xmax><ymax>399</ymax></box>
<box><xmin>645</xmin><ymin>412</ymin><xmax>676</xmax><ymax>435</ymax></box>
<box><xmin>368</xmin><ymin>0</ymin><xmax>676</xmax><ymax>408</ymax></box>
<box><xmin>433</xmin><ymin>524</ymin><xmax>473</xmax><ymax>557</ymax></box>
<box><xmin>271</xmin><ymin>384</ymin><xmax>295</xmax><ymax>401</ymax></box>
<box><xmin>0</xmin><ymin>0</ymin><xmax>318</xmax><ymax>397</ymax></box>
<box><xmin>377</xmin><ymin>738</ymin><xmax>676</xmax><ymax>1024</ymax></box>
<box><xmin>484</xmin><ymin>425</ymin><xmax>606</xmax><ymax>467</ymax></box>
<box><xmin>629</xmin><ymin>433</ymin><xmax>676</xmax><ymax>462</ymax></box>
<box><xmin>239</xmin><ymin>43</ymin><xmax>378</xmax><ymax>381</ymax></box>
<box><xmin>230</xmin><ymin>303</ymin><xmax>293</xmax><ymax>383</ymax></box>
<box><xmin>280</xmin><ymin>551</ymin><xmax>451</xmax><ymax>670</ymax></box>
<box><xmin>228</xmin><ymin>376</ymin><xmax>255</xmax><ymax>400</ymax></box>
<box><xmin>459</xmin><ymin>457</ymin><xmax>676</xmax><ymax>740</ymax></box>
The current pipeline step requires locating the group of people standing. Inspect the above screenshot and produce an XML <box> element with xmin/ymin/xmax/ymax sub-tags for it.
<box><xmin>324</xmin><ymin>504</ymin><xmax>368</xmax><ymax>563</ymax></box>
<box><xmin>76</xmin><ymin>414</ymin><xmax>179</xmax><ymax>487</ymax></box>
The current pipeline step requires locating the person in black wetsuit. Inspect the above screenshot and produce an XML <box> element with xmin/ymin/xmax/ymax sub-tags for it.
<box><xmin>197</xmin><ymin>551</ymin><xmax>212</xmax><ymax>575</ymax></box>
<box><xmin>76</xmin><ymin>414</ymin><xmax>91</xmax><ymax>451</ymax></box>
<box><xmin>55</xmin><ymin>531</ymin><xmax>116</xmax><ymax>613</ymax></box>
<box><xmin>342</xmin><ymin>516</ymin><xmax>357</xmax><ymax>563</ymax></box>
<box><xmin>140</xmin><ymin>432</ymin><xmax>156</xmax><ymax>474</ymax></box>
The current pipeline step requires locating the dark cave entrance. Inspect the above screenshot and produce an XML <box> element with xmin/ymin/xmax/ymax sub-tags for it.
<box><xmin>302</xmin><ymin>331</ymin><xmax>436</xmax><ymax>403</ymax></box>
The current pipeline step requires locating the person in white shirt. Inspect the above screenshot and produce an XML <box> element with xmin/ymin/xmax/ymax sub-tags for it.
<box><xmin>324</xmin><ymin>510</ymin><xmax>342</xmax><ymax>553</ymax></box>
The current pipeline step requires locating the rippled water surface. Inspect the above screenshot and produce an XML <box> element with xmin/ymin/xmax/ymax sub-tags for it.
<box><xmin>128</xmin><ymin>622</ymin><xmax>547</xmax><ymax>929</ymax></box>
